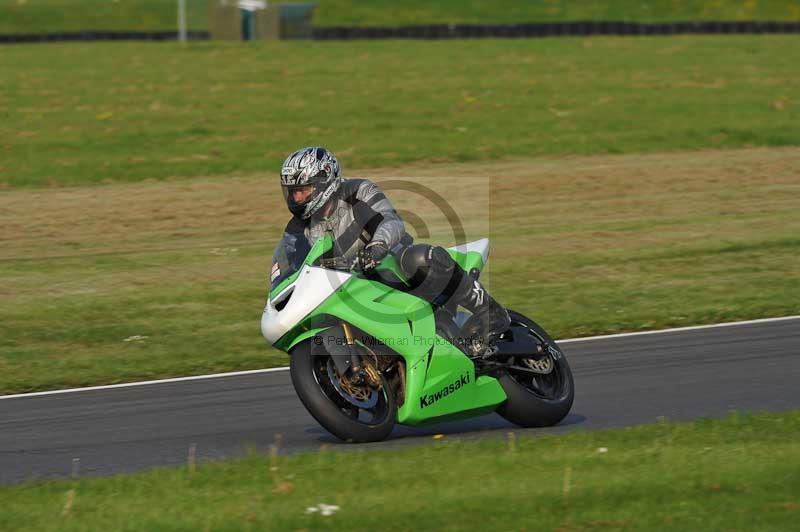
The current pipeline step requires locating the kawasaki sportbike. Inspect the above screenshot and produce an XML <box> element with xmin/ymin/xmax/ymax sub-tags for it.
<box><xmin>262</xmin><ymin>234</ymin><xmax>574</xmax><ymax>442</ymax></box>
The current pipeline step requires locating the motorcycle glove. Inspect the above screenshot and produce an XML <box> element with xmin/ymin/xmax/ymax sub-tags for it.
<box><xmin>355</xmin><ymin>240</ymin><xmax>389</xmax><ymax>273</ymax></box>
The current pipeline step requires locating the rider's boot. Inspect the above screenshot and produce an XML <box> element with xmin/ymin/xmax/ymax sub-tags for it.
<box><xmin>452</xmin><ymin>273</ymin><xmax>511</xmax><ymax>356</ymax></box>
<box><xmin>395</xmin><ymin>243</ymin><xmax>510</xmax><ymax>355</ymax></box>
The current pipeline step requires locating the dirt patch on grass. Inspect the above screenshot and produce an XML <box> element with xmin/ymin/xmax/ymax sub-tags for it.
<box><xmin>2</xmin><ymin>146</ymin><xmax>798</xmax><ymax>261</ymax></box>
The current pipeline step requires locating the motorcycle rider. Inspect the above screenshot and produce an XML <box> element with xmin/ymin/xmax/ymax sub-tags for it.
<box><xmin>274</xmin><ymin>146</ymin><xmax>511</xmax><ymax>353</ymax></box>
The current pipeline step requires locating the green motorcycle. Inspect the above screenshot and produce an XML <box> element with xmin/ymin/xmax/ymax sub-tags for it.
<box><xmin>262</xmin><ymin>234</ymin><xmax>574</xmax><ymax>442</ymax></box>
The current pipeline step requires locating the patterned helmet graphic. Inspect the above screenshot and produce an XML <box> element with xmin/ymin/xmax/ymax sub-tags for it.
<box><xmin>280</xmin><ymin>147</ymin><xmax>342</xmax><ymax>219</ymax></box>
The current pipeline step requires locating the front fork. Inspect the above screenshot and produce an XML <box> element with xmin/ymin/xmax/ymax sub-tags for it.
<box><xmin>314</xmin><ymin>321</ymin><xmax>407</xmax><ymax>409</ymax></box>
<box><xmin>317</xmin><ymin>321</ymin><xmax>382</xmax><ymax>389</ymax></box>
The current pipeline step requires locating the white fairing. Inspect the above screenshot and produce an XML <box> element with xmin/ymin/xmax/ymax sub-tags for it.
<box><xmin>448</xmin><ymin>238</ymin><xmax>490</xmax><ymax>265</ymax></box>
<box><xmin>261</xmin><ymin>265</ymin><xmax>352</xmax><ymax>345</ymax></box>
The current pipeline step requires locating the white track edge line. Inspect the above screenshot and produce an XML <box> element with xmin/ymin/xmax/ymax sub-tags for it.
<box><xmin>0</xmin><ymin>367</ymin><xmax>291</xmax><ymax>400</ymax></box>
<box><xmin>2</xmin><ymin>314</ymin><xmax>798</xmax><ymax>400</ymax></box>
<box><xmin>557</xmin><ymin>315</ymin><xmax>800</xmax><ymax>343</ymax></box>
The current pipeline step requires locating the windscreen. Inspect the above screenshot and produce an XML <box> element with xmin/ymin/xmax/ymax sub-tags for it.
<box><xmin>270</xmin><ymin>232</ymin><xmax>312</xmax><ymax>291</ymax></box>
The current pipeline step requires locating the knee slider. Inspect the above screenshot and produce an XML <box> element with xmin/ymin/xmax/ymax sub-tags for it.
<box><xmin>400</xmin><ymin>245</ymin><xmax>456</xmax><ymax>277</ymax></box>
<box><xmin>429</xmin><ymin>246</ymin><xmax>456</xmax><ymax>274</ymax></box>
<box><xmin>399</xmin><ymin>244</ymin><xmax>432</xmax><ymax>278</ymax></box>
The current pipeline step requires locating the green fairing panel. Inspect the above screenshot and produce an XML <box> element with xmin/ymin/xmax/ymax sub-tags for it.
<box><xmin>447</xmin><ymin>249</ymin><xmax>485</xmax><ymax>273</ymax></box>
<box><xmin>282</xmin><ymin>326</ymin><xmax>330</xmax><ymax>352</ymax></box>
<box><xmin>374</xmin><ymin>254</ymin><xmax>409</xmax><ymax>284</ymax></box>
<box><xmin>400</xmin><ymin>337</ymin><xmax>506</xmax><ymax>425</ymax></box>
<box><xmin>301</xmin><ymin>274</ymin><xmax>506</xmax><ymax>426</ymax></box>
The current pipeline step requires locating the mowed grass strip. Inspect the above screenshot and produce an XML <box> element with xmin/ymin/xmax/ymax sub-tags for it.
<box><xmin>310</xmin><ymin>0</ymin><xmax>800</xmax><ymax>26</ymax></box>
<box><xmin>1</xmin><ymin>147</ymin><xmax>798</xmax><ymax>394</ymax></box>
<box><xmin>2</xmin><ymin>0</ymin><xmax>799</xmax><ymax>33</ymax></box>
<box><xmin>2</xmin><ymin>412</ymin><xmax>799</xmax><ymax>530</ymax></box>
<box><xmin>1</xmin><ymin>36</ymin><xmax>799</xmax><ymax>188</ymax></box>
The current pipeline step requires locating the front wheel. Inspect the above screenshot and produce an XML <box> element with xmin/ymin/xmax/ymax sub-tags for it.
<box><xmin>289</xmin><ymin>339</ymin><xmax>396</xmax><ymax>443</ymax></box>
<box><xmin>496</xmin><ymin>310</ymin><xmax>574</xmax><ymax>428</ymax></box>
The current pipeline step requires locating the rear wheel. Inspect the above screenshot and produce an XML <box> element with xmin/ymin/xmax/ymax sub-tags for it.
<box><xmin>289</xmin><ymin>339</ymin><xmax>396</xmax><ymax>442</ymax></box>
<box><xmin>496</xmin><ymin>310</ymin><xmax>574</xmax><ymax>427</ymax></box>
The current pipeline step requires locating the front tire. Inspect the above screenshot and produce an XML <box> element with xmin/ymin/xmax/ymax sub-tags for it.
<box><xmin>289</xmin><ymin>339</ymin><xmax>396</xmax><ymax>443</ymax></box>
<box><xmin>496</xmin><ymin>311</ymin><xmax>574</xmax><ymax>427</ymax></box>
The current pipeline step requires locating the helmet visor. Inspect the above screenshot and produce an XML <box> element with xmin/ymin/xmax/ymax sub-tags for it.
<box><xmin>282</xmin><ymin>184</ymin><xmax>318</xmax><ymax>207</ymax></box>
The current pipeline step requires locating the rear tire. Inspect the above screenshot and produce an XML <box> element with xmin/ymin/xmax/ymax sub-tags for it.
<box><xmin>290</xmin><ymin>339</ymin><xmax>396</xmax><ymax>443</ymax></box>
<box><xmin>496</xmin><ymin>311</ymin><xmax>574</xmax><ymax>427</ymax></box>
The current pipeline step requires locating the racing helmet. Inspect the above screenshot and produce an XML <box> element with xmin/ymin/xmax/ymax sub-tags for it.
<box><xmin>280</xmin><ymin>147</ymin><xmax>342</xmax><ymax>219</ymax></box>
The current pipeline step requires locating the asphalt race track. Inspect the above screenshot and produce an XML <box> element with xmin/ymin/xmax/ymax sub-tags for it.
<box><xmin>1</xmin><ymin>317</ymin><xmax>798</xmax><ymax>484</ymax></box>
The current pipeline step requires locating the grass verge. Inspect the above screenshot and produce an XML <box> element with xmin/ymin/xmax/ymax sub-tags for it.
<box><xmin>1</xmin><ymin>36</ymin><xmax>798</xmax><ymax>187</ymax></box>
<box><xmin>311</xmin><ymin>0</ymin><xmax>800</xmax><ymax>27</ymax></box>
<box><xmin>2</xmin><ymin>411</ymin><xmax>799</xmax><ymax>530</ymax></box>
<box><xmin>2</xmin><ymin>0</ymin><xmax>799</xmax><ymax>34</ymax></box>
<box><xmin>1</xmin><ymin>147</ymin><xmax>798</xmax><ymax>394</ymax></box>
<box><xmin>0</xmin><ymin>0</ymin><xmax>212</xmax><ymax>34</ymax></box>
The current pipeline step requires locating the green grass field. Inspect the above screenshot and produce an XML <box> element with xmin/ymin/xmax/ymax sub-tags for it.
<box><xmin>0</xmin><ymin>0</ymin><xmax>212</xmax><ymax>33</ymax></box>
<box><xmin>1</xmin><ymin>37</ymin><xmax>798</xmax><ymax>188</ymax></box>
<box><xmin>2</xmin><ymin>411</ymin><xmax>799</xmax><ymax>530</ymax></box>
<box><xmin>312</xmin><ymin>0</ymin><xmax>800</xmax><ymax>26</ymax></box>
<box><xmin>1</xmin><ymin>0</ymin><xmax>799</xmax><ymax>34</ymax></box>
<box><xmin>1</xmin><ymin>36</ymin><xmax>799</xmax><ymax>394</ymax></box>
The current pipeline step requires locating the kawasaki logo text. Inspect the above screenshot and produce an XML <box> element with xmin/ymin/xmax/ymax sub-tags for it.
<box><xmin>419</xmin><ymin>373</ymin><xmax>470</xmax><ymax>409</ymax></box>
